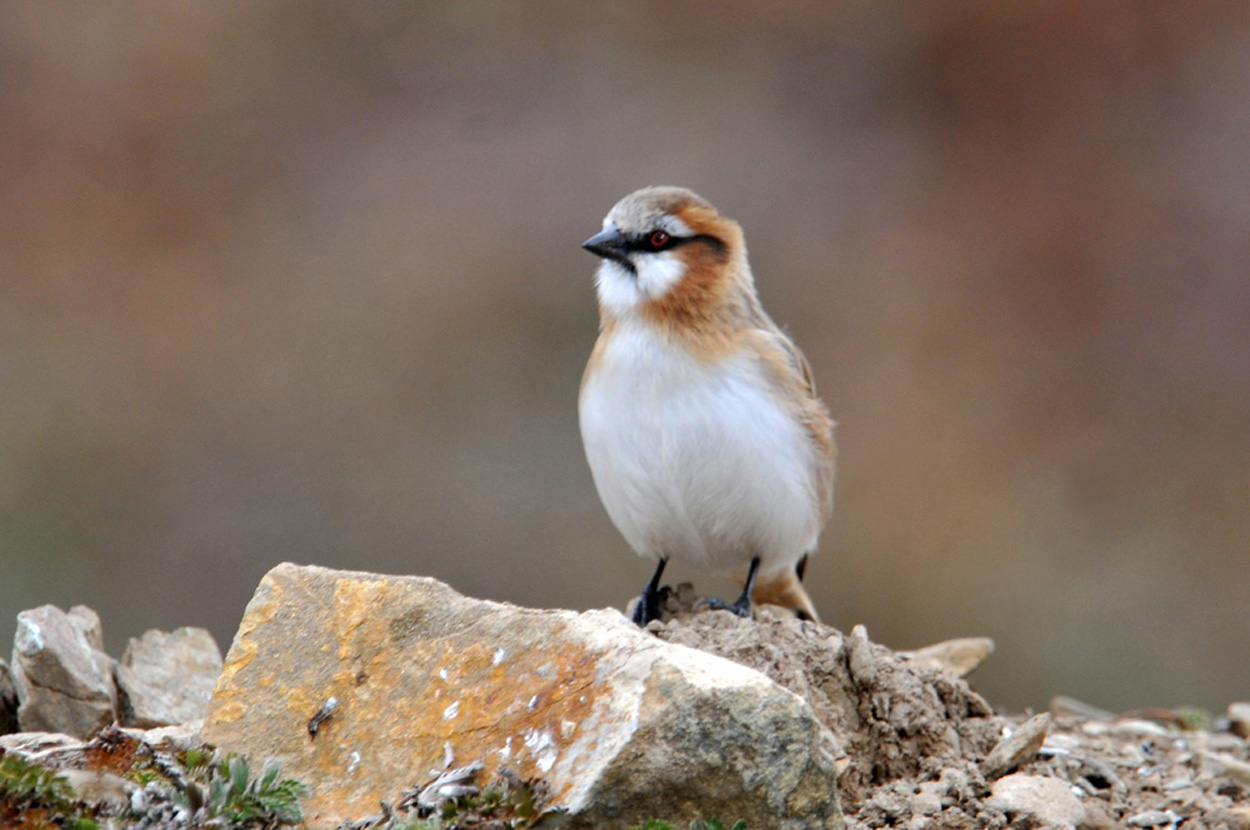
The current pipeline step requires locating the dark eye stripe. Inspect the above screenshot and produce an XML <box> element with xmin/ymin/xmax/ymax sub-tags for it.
<box><xmin>632</xmin><ymin>233</ymin><xmax>723</xmax><ymax>255</ymax></box>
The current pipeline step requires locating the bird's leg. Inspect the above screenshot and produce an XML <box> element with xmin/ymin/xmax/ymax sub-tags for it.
<box><xmin>697</xmin><ymin>556</ymin><xmax>761</xmax><ymax>619</ymax></box>
<box><xmin>631</xmin><ymin>557</ymin><xmax>670</xmax><ymax>626</ymax></box>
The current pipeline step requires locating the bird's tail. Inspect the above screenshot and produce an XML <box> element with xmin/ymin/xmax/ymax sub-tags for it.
<box><xmin>749</xmin><ymin>560</ymin><xmax>821</xmax><ymax>623</ymax></box>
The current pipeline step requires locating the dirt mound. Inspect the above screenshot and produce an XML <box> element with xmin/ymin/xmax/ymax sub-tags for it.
<box><xmin>649</xmin><ymin>600</ymin><xmax>999</xmax><ymax>811</ymax></box>
<box><xmin>648</xmin><ymin>589</ymin><xmax>1250</xmax><ymax>829</ymax></box>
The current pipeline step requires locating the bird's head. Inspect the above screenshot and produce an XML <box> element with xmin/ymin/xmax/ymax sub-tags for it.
<box><xmin>583</xmin><ymin>186</ymin><xmax>749</xmax><ymax>324</ymax></box>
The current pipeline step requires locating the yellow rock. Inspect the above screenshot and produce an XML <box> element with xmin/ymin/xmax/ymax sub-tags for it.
<box><xmin>204</xmin><ymin>562</ymin><xmax>842</xmax><ymax>829</ymax></box>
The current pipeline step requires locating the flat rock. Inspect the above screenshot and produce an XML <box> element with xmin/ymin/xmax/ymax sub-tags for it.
<box><xmin>899</xmin><ymin>636</ymin><xmax>995</xmax><ymax>678</ymax></box>
<box><xmin>0</xmin><ymin>729</ymin><xmax>83</xmax><ymax>753</ymax></box>
<box><xmin>119</xmin><ymin>718</ymin><xmax>205</xmax><ymax>751</ymax></box>
<box><xmin>115</xmin><ymin>627</ymin><xmax>223</xmax><ymax>728</ymax></box>
<box><xmin>988</xmin><ymin>773</ymin><xmax>1087</xmax><ymax>829</ymax></box>
<box><xmin>10</xmin><ymin>604</ymin><xmax>117</xmax><ymax>738</ymax></box>
<box><xmin>203</xmin><ymin>563</ymin><xmax>843</xmax><ymax>829</ymax></box>
<box><xmin>982</xmin><ymin>711</ymin><xmax>1052</xmax><ymax>779</ymax></box>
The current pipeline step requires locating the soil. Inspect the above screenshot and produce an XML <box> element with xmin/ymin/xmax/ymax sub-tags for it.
<box><xmin>648</xmin><ymin>586</ymin><xmax>1250</xmax><ymax>830</ymax></box>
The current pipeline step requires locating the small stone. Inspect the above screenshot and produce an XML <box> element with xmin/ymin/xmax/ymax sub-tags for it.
<box><xmin>910</xmin><ymin>789</ymin><xmax>941</xmax><ymax>816</ymax></box>
<box><xmin>1227</xmin><ymin>702</ymin><xmax>1250</xmax><ymax>739</ymax></box>
<box><xmin>60</xmin><ymin>769</ymin><xmax>135</xmax><ymax>810</ymax></box>
<box><xmin>1125</xmin><ymin>808</ymin><xmax>1179</xmax><ymax>827</ymax></box>
<box><xmin>1105</xmin><ymin>718</ymin><xmax>1170</xmax><ymax>739</ymax></box>
<box><xmin>10</xmin><ymin>604</ymin><xmax>117</xmax><ymax>738</ymax></box>
<box><xmin>1082</xmin><ymin>800</ymin><xmax>1120</xmax><ymax>830</ymax></box>
<box><xmin>987</xmin><ymin>773</ymin><xmax>1086</xmax><ymax>829</ymax></box>
<box><xmin>900</xmin><ymin>637</ymin><xmax>995</xmax><ymax>677</ymax></box>
<box><xmin>0</xmin><ymin>730</ymin><xmax>86</xmax><ymax>757</ymax></box>
<box><xmin>1224</xmin><ymin>806</ymin><xmax>1250</xmax><ymax>830</ymax></box>
<box><xmin>982</xmin><ymin>712</ymin><xmax>1052</xmax><ymax>779</ymax></box>
<box><xmin>1202</xmin><ymin>751</ymin><xmax>1250</xmax><ymax>786</ymax></box>
<box><xmin>115</xmin><ymin>627</ymin><xmax>223</xmax><ymax>728</ymax></box>
<box><xmin>119</xmin><ymin>718</ymin><xmax>205</xmax><ymax>752</ymax></box>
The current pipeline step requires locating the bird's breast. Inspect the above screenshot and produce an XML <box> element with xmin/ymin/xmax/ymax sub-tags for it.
<box><xmin>578</xmin><ymin>323</ymin><xmax>821</xmax><ymax>572</ymax></box>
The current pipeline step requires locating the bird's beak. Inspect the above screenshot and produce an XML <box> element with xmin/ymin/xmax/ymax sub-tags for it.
<box><xmin>582</xmin><ymin>225</ymin><xmax>630</xmax><ymax>265</ymax></box>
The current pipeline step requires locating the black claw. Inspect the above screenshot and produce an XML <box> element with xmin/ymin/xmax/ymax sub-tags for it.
<box><xmin>696</xmin><ymin>594</ymin><xmax>753</xmax><ymax>618</ymax></box>
<box><xmin>632</xmin><ymin>584</ymin><xmax>670</xmax><ymax>625</ymax></box>
<box><xmin>695</xmin><ymin>555</ymin><xmax>761</xmax><ymax>620</ymax></box>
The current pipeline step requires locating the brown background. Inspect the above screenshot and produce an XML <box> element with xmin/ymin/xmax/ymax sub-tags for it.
<box><xmin>2</xmin><ymin>3</ymin><xmax>1247</xmax><ymax>712</ymax></box>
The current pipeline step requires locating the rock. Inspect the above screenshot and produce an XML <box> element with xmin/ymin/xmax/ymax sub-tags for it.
<box><xmin>1202</xmin><ymin>751</ymin><xmax>1250</xmax><ymax>786</ymax></box>
<box><xmin>899</xmin><ymin>636</ymin><xmax>995</xmax><ymax>678</ymax></box>
<box><xmin>119</xmin><ymin>718</ymin><xmax>205</xmax><ymax>751</ymax></box>
<box><xmin>1124</xmin><ymin>808</ymin><xmax>1179</xmax><ymax>827</ymax></box>
<box><xmin>651</xmin><ymin>614</ymin><xmax>999</xmax><ymax>810</ymax></box>
<box><xmin>10</xmin><ymin>604</ymin><xmax>117</xmax><ymax>738</ymax></box>
<box><xmin>0</xmin><ymin>730</ymin><xmax>84</xmax><ymax>760</ymax></box>
<box><xmin>1225</xmin><ymin>806</ymin><xmax>1250</xmax><ymax>830</ymax></box>
<box><xmin>982</xmin><ymin>711</ymin><xmax>1052</xmax><ymax>779</ymax></box>
<box><xmin>1228</xmin><ymin>702</ymin><xmax>1250</xmax><ymax>739</ymax></box>
<box><xmin>988</xmin><ymin>773</ymin><xmax>1087</xmax><ymax>829</ymax></box>
<box><xmin>204</xmin><ymin>563</ymin><xmax>843</xmax><ymax>829</ymax></box>
<box><xmin>0</xmin><ymin>658</ymin><xmax>19</xmax><ymax>735</ymax></box>
<box><xmin>115</xmin><ymin>627</ymin><xmax>223</xmax><ymax>728</ymax></box>
<box><xmin>1081</xmin><ymin>800</ymin><xmax>1121</xmax><ymax>830</ymax></box>
<box><xmin>66</xmin><ymin>605</ymin><xmax>105</xmax><ymax>652</ymax></box>
<box><xmin>59</xmin><ymin>769</ymin><xmax>135</xmax><ymax>810</ymax></box>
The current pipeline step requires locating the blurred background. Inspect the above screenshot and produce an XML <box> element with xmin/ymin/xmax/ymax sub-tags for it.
<box><xmin>1</xmin><ymin>2</ymin><xmax>1247</xmax><ymax>713</ymax></box>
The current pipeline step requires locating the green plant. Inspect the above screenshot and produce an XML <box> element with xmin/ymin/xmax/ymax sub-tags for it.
<box><xmin>0</xmin><ymin>754</ymin><xmax>74</xmax><ymax>805</ymax></box>
<box><xmin>0</xmin><ymin>752</ymin><xmax>99</xmax><ymax>830</ymax></box>
<box><xmin>175</xmin><ymin>749</ymin><xmax>307</xmax><ymax>826</ymax></box>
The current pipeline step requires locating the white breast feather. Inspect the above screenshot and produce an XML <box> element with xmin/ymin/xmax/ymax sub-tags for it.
<box><xmin>579</xmin><ymin>323</ymin><xmax>820</xmax><ymax>576</ymax></box>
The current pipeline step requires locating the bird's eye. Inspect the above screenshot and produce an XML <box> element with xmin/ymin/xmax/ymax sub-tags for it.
<box><xmin>648</xmin><ymin>230</ymin><xmax>670</xmax><ymax>248</ymax></box>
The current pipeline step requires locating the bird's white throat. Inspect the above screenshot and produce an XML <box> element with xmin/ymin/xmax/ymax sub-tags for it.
<box><xmin>594</xmin><ymin>254</ymin><xmax>686</xmax><ymax>317</ymax></box>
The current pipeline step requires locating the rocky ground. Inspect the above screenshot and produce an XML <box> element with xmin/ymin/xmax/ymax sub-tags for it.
<box><xmin>1</xmin><ymin>585</ymin><xmax>1248</xmax><ymax>829</ymax></box>
<box><xmin>650</xmin><ymin>585</ymin><xmax>1250</xmax><ymax>830</ymax></box>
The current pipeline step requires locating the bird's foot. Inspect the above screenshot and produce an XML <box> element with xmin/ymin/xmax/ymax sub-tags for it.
<box><xmin>631</xmin><ymin>583</ymin><xmax>671</xmax><ymax>626</ymax></box>
<box><xmin>696</xmin><ymin>593</ymin><xmax>753</xmax><ymax>619</ymax></box>
<box><xmin>694</xmin><ymin>555</ymin><xmax>760</xmax><ymax>620</ymax></box>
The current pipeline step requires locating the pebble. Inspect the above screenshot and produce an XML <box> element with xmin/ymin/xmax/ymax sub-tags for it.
<box><xmin>1202</xmin><ymin>751</ymin><xmax>1250</xmax><ymax>786</ymax></box>
<box><xmin>910</xmin><ymin>792</ymin><xmax>941</xmax><ymax>816</ymax></box>
<box><xmin>982</xmin><ymin>712</ymin><xmax>1051</xmax><ymax>779</ymax></box>
<box><xmin>1107</xmin><ymin>719</ymin><xmax>1171</xmax><ymax>739</ymax></box>
<box><xmin>987</xmin><ymin>773</ymin><xmax>1087</xmax><ymax>829</ymax></box>
<box><xmin>1228</xmin><ymin>702</ymin><xmax>1250</xmax><ymax>739</ymax></box>
<box><xmin>900</xmin><ymin>637</ymin><xmax>995</xmax><ymax>678</ymax></box>
<box><xmin>1225</xmin><ymin>806</ymin><xmax>1250</xmax><ymax>830</ymax></box>
<box><xmin>1125</xmin><ymin>808</ymin><xmax>1179</xmax><ymax>827</ymax></box>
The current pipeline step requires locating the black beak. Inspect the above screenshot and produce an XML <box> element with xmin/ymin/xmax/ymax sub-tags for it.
<box><xmin>582</xmin><ymin>225</ymin><xmax>631</xmax><ymax>265</ymax></box>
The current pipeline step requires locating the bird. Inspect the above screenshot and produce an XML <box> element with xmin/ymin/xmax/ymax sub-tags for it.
<box><xmin>578</xmin><ymin>186</ymin><xmax>836</xmax><ymax>626</ymax></box>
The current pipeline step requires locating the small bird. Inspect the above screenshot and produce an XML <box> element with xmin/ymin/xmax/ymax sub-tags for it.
<box><xmin>578</xmin><ymin>186</ymin><xmax>836</xmax><ymax>625</ymax></box>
